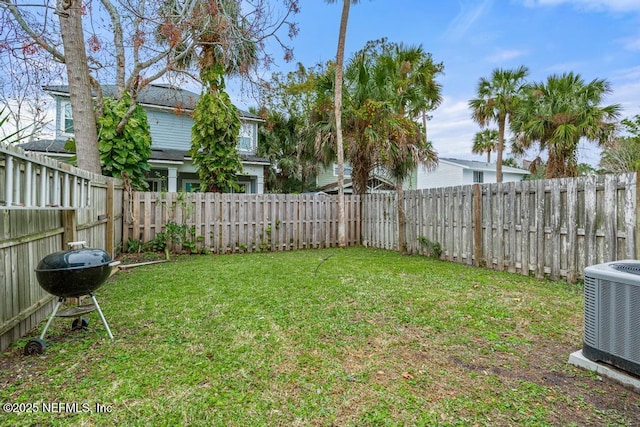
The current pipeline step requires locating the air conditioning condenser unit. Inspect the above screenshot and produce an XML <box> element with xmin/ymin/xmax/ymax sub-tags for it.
<box><xmin>583</xmin><ymin>261</ymin><xmax>640</xmax><ymax>377</ymax></box>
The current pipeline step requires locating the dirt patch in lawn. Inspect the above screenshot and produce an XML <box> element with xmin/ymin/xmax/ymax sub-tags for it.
<box><xmin>116</xmin><ymin>251</ymin><xmax>167</xmax><ymax>265</ymax></box>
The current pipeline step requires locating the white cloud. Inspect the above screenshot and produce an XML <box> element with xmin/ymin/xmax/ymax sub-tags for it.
<box><xmin>619</xmin><ymin>34</ymin><xmax>640</xmax><ymax>51</ymax></box>
<box><xmin>485</xmin><ymin>49</ymin><xmax>528</xmax><ymax>63</ymax></box>
<box><xmin>540</xmin><ymin>61</ymin><xmax>588</xmax><ymax>75</ymax></box>
<box><xmin>608</xmin><ymin>66</ymin><xmax>640</xmax><ymax>117</ymax></box>
<box><xmin>444</xmin><ymin>0</ymin><xmax>494</xmax><ymax>41</ymax></box>
<box><xmin>522</xmin><ymin>0</ymin><xmax>640</xmax><ymax>12</ymax></box>
<box><xmin>429</xmin><ymin>98</ymin><xmax>480</xmax><ymax>159</ymax></box>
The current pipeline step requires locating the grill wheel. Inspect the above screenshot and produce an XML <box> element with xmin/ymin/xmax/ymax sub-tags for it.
<box><xmin>23</xmin><ymin>338</ymin><xmax>46</xmax><ymax>355</ymax></box>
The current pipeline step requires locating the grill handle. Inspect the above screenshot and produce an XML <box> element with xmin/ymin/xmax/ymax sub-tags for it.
<box><xmin>67</xmin><ymin>241</ymin><xmax>88</xmax><ymax>248</ymax></box>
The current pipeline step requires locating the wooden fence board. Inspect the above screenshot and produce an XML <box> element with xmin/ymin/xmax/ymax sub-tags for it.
<box><xmin>362</xmin><ymin>173</ymin><xmax>636</xmax><ymax>283</ymax></box>
<box><xmin>1</xmin><ymin>162</ymin><xmax>122</xmax><ymax>351</ymax></box>
<box><xmin>125</xmin><ymin>193</ymin><xmax>361</xmax><ymax>254</ymax></box>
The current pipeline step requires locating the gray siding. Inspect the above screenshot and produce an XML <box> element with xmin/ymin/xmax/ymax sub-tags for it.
<box><xmin>316</xmin><ymin>165</ymin><xmax>340</xmax><ymax>188</ymax></box>
<box><xmin>146</xmin><ymin>109</ymin><xmax>193</xmax><ymax>151</ymax></box>
<box><xmin>418</xmin><ymin>162</ymin><xmax>462</xmax><ymax>188</ymax></box>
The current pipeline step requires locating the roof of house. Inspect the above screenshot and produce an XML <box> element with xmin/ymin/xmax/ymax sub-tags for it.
<box><xmin>18</xmin><ymin>140</ymin><xmax>270</xmax><ymax>165</ymax></box>
<box><xmin>439</xmin><ymin>158</ymin><xmax>530</xmax><ymax>175</ymax></box>
<box><xmin>317</xmin><ymin>174</ymin><xmax>396</xmax><ymax>194</ymax></box>
<box><xmin>19</xmin><ymin>139</ymin><xmax>70</xmax><ymax>154</ymax></box>
<box><xmin>44</xmin><ymin>84</ymin><xmax>263</xmax><ymax>121</ymax></box>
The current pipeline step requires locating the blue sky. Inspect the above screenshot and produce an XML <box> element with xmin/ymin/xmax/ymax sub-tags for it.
<box><xmin>234</xmin><ymin>0</ymin><xmax>640</xmax><ymax>166</ymax></box>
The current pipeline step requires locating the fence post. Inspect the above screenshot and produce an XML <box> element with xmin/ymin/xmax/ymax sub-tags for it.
<box><xmin>106</xmin><ymin>180</ymin><xmax>115</xmax><ymax>258</ymax></box>
<box><xmin>122</xmin><ymin>189</ymin><xmax>130</xmax><ymax>253</ymax></box>
<box><xmin>62</xmin><ymin>209</ymin><xmax>77</xmax><ymax>249</ymax></box>
<box><xmin>473</xmin><ymin>184</ymin><xmax>482</xmax><ymax>267</ymax></box>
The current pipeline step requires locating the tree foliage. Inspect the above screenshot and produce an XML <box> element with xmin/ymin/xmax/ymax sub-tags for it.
<box><xmin>0</xmin><ymin>0</ymin><xmax>299</xmax><ymax>171</ymax></box>
<box><xmin>190</xmin><ymin>82</ymin><xmax>242</xmax><ymax>193</ymax></box>
<box><xmin>511</xmin><ymin>72</ymin><xmax>621</xmax><ymax>178</ymax></box>
<box><xmin>599</xmin><ymin>114</ymin><xmax>640</xmax><ymax>173</ymax></box>
<box><xmin>469</xmin><ymin>66</ymin><xmax>529</xmax><ymax>183</ymax></box>
<box><xmin>472</xmin><ymin>129</ymin><xmax>498</xmax><ymax>163</ymax></box>
<box><xmin>96</xmin><ymin>95</ymin><xmax>152</xmax><ymax>190</ymax></box>
<box><xmin>349</xmin><ymin>40</ymin><xmax>442</xmax><ymax>194</ymax></box>
<box><xmin>258</xmin><ymin>62</ymin><xmax>331</xmax><ymax>193</ymax></box>
<box><xmin>65</xmin><ymin>93</ymin><xmax>153</xmax><ymax>190</ymax></box>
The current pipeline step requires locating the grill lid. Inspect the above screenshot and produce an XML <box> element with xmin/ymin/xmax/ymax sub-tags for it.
<box><xmin>36</xmin><ymin>248</ymin><xmax>112</xmax><ymax>272</ymax></box>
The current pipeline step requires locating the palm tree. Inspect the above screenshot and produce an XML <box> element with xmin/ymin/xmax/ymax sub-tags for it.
<box><xmin>381</xmin><ymin>118</ymin><xmax>437</xmax><ymax>254</ymax></box>
<box><xmin>469</xmin><ymin>66</ymin><xmax>529</xmax><ymax>182</ymax></box>
<box><xmin>326</xmin><ymin>0</ymin><xmax>359</xmax><ymax>248</ymax></box>
<box><xmin>511</xmin><ymin>72</ymin><xmax>621</xmax><ymax>178</ymax></box>
<box><xmin>472</xmin><ymin>128</ymin><xmax>498</xmax><ymax>163</ymax></box>
<box><xmin>338</xmin><ymin>41</ymin><xmax>442</xmax><ymax>196</ymax></box>
<box><xmin>375</xmin><ymin>43</ymin><xmax>441</xmax><ymax>254</ymax></box>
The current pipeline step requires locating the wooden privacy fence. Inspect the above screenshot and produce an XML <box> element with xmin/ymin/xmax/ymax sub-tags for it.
<box><xmin>124</xmin><ymin>192</ymin><xmax>361</xmax><ymax>253</ymax></box>
<box><xmin>0</xmin><ymin>143</ymin><xmax>123</xmax><ymax>351</ymax></box>
<box><xmin>362</xmin><ymin>173</ymin><xmax>638</xmax><ymax>283</ymax></box>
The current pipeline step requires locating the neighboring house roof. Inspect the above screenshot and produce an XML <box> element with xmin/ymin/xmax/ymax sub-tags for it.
<box><xmin>438</xmin><ymin>158</ymin><xmax>530</xmax><ymax>175</ymax></box>
<box><xmin>43</xmin><ymin>84</ymin><xmax>263</xmax><ymax>121</ymax></box>
<box><xmin>18</xmin><ymin>141</ymin><xmax>270</xmax><ymax>166</ymax></box>
<box><xmin>19</xmin><ymin>139</ymin><xmax>72</xmax><ymax>154</ymax></box>
<box><xmin>317</xmin><ymin>174</ymin><xmax>396</xmax><ymax>194</ymax></box>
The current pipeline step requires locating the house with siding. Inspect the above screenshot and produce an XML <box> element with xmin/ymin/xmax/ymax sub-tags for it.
<box><xmin>20</xmin><ymin>84</ymin><xmax>268</xmax><ymax>193</ymax></box>
<box><xmin>315</xmin><ymin>163</ymin><xmax>404</xmax><ymax>194</ymax></box>
<box><xmin>316</xmin><ymin>157</ymin><xmax>529</xmax><ymax>193</ymax></box>
<box><xmin>416</xmin><ymin>158</ymin><xmax>529</xmax><ymax>188</ymax></box>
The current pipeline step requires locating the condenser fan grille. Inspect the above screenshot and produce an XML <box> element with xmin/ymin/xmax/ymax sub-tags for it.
<box><xmin>610</xmin><ymin>263</ymin><xmax>640</xmax><ymax>275</ymax></box>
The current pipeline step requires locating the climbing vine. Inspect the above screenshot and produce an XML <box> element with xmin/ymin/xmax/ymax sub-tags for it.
<box><xmin>66</xmin><ymin>92</ymin><xmax>152</xmax><ymax>190</ymax></box>
<box><xmin>190</xmin><ymin>65</ymin><xmax>242</xmax><ymax>192</ymax></box>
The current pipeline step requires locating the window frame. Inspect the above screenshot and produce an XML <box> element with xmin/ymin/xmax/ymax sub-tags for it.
<box><xmin>61</xmin><ymin>101</ymin><xmax>74</xmax><ymax>136</ymax></box>
<box><xmin>237</xmin><ymin>122</ymin><xmax>257</xmax><ymax>154</ymax></box>
<box><xmin>333</xmin><ymin>163</ymin><xmax>352</xmax><ymax>178</ymax></box>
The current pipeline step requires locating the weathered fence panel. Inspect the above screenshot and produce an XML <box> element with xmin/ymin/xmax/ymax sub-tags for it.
<box><xmin>124</xmin><ymin>192</ymin><xmax>361</xmax><ymax>253</ymax></box>
<box><xmin>0</xmin><ymin>144</ymin><xmax>123</xmax><ymax>351</ymax></box>
<box><xmin>362</xmin><ymin>173</ymin><xmax>638</xmax><ymax>282</ymax></box>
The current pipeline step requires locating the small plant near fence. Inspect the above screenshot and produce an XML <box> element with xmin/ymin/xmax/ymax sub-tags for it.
<box><xmin>126</xmin><ymin>238</ymin><xmax>142</xmax><ymax>254</ymax></box>
<box><xmin>258</xmin><ymin>221</ymin><xmax>281</xmax><ymax>252</ymax></box>
<box><xmin>418</xmin><ymin>236</ymin><xmax>442</xmax><ymax>260</ymax></box>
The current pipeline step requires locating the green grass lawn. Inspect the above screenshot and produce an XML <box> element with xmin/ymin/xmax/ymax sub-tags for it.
<box><xmin>1</xmin><ymin>247</ymin><xmax>639</xmax><ymax>426</ymax></box>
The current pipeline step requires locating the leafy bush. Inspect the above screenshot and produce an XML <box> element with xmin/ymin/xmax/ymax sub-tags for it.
<box><xmin>65</xmin><ymin>92</ymin><xmax>152</xmax><ymax>190</ymax></box>
<box><xmin>97</xmin><ymin>93</ymin><xmax>152</xmax><ymax>190</ymax></box>
<box><xmin>417</xmin><ymin>236</ymin><xmax>442</xmax><ymax>259</ymax></box>
<box><xmin>144</xmin><ymin>232</ymin><xmax>168</xmax><ymax>253</ymax></box>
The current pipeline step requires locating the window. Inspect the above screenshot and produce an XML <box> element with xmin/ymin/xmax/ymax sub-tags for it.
<box><xmin>333</xmin><ymin>163</ymin><xmax>352</xmax><ymax>178</ymax></box>
<box><xmin>63</xmin><ymin>102</ymin><xmax>74</xmax><ymax>135</ymax></box>
<box><xmin>183</xmin><ymin>180</ymin><xmax>201</xmax><ymax>192</ymax></box>
<box><xmin>147</xmin><ymin>178</ymin><xmax>167</xmax><ymax>192</ymax></box>
<box><xmin>233</xmin><ymin>181</ymin><xmax>252</xmax><ymax>194</ymax></box>
<box><xmin>237</xmin><ymin>123</ymin><xmax>256</xmax><ymax>153</ymax></box>
<box><xmin>473</xmin><ymin>171</ymin><xmax>484</xmax><ymax>183</ymax></box>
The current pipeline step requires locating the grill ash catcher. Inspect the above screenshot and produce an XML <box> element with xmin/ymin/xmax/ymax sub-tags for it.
<box><xmin>24</xmin><ymin>241</ymin><xmax>120</xmax><ymax>355</ymax></box>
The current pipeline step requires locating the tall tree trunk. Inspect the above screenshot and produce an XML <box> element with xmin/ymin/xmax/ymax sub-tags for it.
<box><xmin>396</xmin><ymin>179</ymin><xmax>407</xmax><ymax>254</ymax></box>
<box><xmin>496</xmin><ymin>116</ymin><xmax>505</xmax><ymax>183</ymax></box>
<box><xmin>334</xmin><ymin>0</ymin><xmax>351</xmax><ymax>248</ymax></box>
<box><xmin>422</xmin><ymin>111</ymin><xmax>427</xmax><ymax>142</ymax></box>
<box><xmin>58</xmin><ymin>0</ymin><xmax>101</xmax><ymax>174</ymax></box>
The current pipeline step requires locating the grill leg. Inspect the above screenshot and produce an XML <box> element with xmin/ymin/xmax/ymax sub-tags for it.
<box><xmin>90</xmin><ymin>293</ymin><xmax>113</xmax><ymax>339</ymax></box>
<box><xmin>39</xmin><ymin>297</ymin><xmax>64</xmax><ymax>340</ymax></box>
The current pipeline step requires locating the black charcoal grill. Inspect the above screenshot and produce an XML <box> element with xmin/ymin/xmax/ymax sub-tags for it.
<box><xmin>24</xmin><ymin>241</ymin><xmax>119</xmax><ymax>355</ymax></box>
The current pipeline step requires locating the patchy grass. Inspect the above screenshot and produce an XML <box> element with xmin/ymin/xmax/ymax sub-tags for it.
<box><xmin>1</xmin><ymin>247</ymin><xmax>638</xmax><ymax>426</ymax></box>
